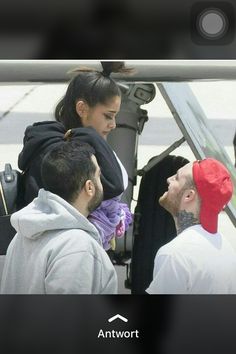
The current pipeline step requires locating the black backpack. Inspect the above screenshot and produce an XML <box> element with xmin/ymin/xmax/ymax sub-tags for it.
<box><xmin>0</xmin><ymin>164</ymin><xmax>23</xmax><ymax>255</ymax></box>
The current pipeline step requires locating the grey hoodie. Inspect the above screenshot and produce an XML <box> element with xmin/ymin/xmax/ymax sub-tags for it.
<box><xmin>0</xmin><ymin>189</ymin><xmax>117</xmax><ymax>294</ymax></box>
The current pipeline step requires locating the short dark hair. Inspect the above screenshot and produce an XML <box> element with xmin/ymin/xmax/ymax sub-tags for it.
<box><xmin>55</xmin><ymin>61</ymin><xmax>133</xmax><ymax>130</ymax></box>
<box><xmin>41</xmin><ymin>140</ymin><xmax>96</xmax><ymax>203</ymax></box>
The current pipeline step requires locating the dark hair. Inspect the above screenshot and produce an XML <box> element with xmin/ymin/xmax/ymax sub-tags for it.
<box><xmin>55</xmin><ymin>61</ymin><xmax>133</xmax><ymax>130</ymax></box>
<box><xmin>41</xmin><ymin>140</ymin><xmax>96</xmax><ymax>203</ymax></box>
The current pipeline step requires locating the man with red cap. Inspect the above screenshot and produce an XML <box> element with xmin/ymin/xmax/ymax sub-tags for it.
<box><xmin>146</xmin><ymin>158</ymin><xmax>236</xmax><ymax>294</ymax></box>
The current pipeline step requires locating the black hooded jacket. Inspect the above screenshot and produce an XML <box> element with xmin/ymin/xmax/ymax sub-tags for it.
<box><xmin>18</xmin><ymin>121</ymin><xmax>124</xmax><ymax>207</ymax></box>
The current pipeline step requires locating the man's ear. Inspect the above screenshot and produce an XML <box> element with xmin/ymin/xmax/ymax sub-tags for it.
<box><xmin>76</xmin><ymin>100</ymin><xmax>89</xmax><ymax>124</ymax></box>
<box><xmin>84</xmin><ymin>180</ymin><xmax>94</xmax><ymax>197</ymax></box>
<box><xmin>184</xmin><ymin>188</ymin><xmax>196</xmax><ymax>203</ymax></box>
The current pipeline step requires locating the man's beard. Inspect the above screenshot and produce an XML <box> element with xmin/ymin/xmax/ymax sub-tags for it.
<box><xmin>88</xmin><ymin>181</ymin><xmax>103</xmax><ymax>213</ymax></box>
<box><xmin>159</xmin><ymin>189</ymin><xmax>183</xmax><ymax>217</ymax></box>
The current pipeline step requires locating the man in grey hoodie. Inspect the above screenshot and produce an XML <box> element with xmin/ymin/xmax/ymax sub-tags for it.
<box><xmin>0</xmin><ymin>140</ymin><xmax>118</xmax><ymax>294</ymax></box>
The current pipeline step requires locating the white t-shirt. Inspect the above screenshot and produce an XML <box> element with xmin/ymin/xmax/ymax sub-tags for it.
<box><xmin>146</xmin><ymin>225</ymin><xmax>236</xmax><ymax>294</ymax></box>
<box><xmin>113</xmin><ymin>151</ymin><xmax>128</xmax><ymax>190</ymax></box>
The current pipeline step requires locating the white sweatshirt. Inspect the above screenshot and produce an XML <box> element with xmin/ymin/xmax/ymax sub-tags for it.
<box><xmin>0</xmin><ymin>189</ymin><xmax>117</xmax><ymax>294</ymax></box>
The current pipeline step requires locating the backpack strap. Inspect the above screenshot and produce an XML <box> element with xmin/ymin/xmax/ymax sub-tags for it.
<box><xmin>0</xmin><ymin>179</ymin><xmax>8</xmax><ymax>215</ymax></box>
<box><xmin>0</xmin><ymin>164</ymin><xmax>19</xmax><ymax>215</ymax></box>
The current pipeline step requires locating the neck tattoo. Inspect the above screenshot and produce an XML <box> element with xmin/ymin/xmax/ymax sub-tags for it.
<box><xmin>176</xmin><ymin>210</ymin><xmax>199</xmax><ymax>234</ymax></box>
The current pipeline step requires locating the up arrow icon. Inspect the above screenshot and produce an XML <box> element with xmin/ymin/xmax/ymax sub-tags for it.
<box><xmin>108</xmin><ymin>314</ymin><xmax>128</xmax><ymax>323</ymax></box>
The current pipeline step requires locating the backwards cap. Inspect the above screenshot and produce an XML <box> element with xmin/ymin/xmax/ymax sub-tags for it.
<box><xmin>192</xmin><ymin>158</ymin><xmax>233</xmax><ymax>233</ymax></box>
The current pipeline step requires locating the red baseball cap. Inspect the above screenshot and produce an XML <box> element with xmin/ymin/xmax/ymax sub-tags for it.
<box><xmin>192</xmin><ymin>158</ymin><xmax>233</xmax><ymax>234</ymax></box>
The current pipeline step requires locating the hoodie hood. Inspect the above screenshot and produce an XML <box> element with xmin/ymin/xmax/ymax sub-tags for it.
<box><xmin>11</xmin><ymin>189</ymin><xmax>101</xmax><ymax>245</ymax></box>
<box><xmin>18</xmin><ymin>121</ymin><xmax>124</xmax><ymax>200</ymax></box>
<box><xmin>18</xmin><ymin>121</ymin><xmax>64</xmax><ymax>171</ymax></box>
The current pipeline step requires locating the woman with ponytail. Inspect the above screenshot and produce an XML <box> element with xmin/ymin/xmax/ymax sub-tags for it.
<box><xmin>18</xmin><ymin>61</ymin><xmax>133</xmax><ymax>251</ymax></box>
<box><xmin>55</xmin><ymin>62</ymin><xmax>131</xmax><ymax>133</ymax></box>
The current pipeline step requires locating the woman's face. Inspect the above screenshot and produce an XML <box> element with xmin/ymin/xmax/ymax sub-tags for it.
<box><xmin>77</xmin><ymin>95</ymin><xmax>121</xmax><ymax>140</ymax></box>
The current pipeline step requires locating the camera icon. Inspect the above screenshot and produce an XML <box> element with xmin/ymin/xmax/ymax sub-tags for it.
<box><xmin>191</xmin><ymin>2</ymin><xmax>235</xmax><ymax>44</ymax></box>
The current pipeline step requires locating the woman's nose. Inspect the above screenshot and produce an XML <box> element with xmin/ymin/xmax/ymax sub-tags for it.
<box><xmin>109</xmin><ymin>119</ymin><xmax>116</xmax><ymax>130</ymax></box>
